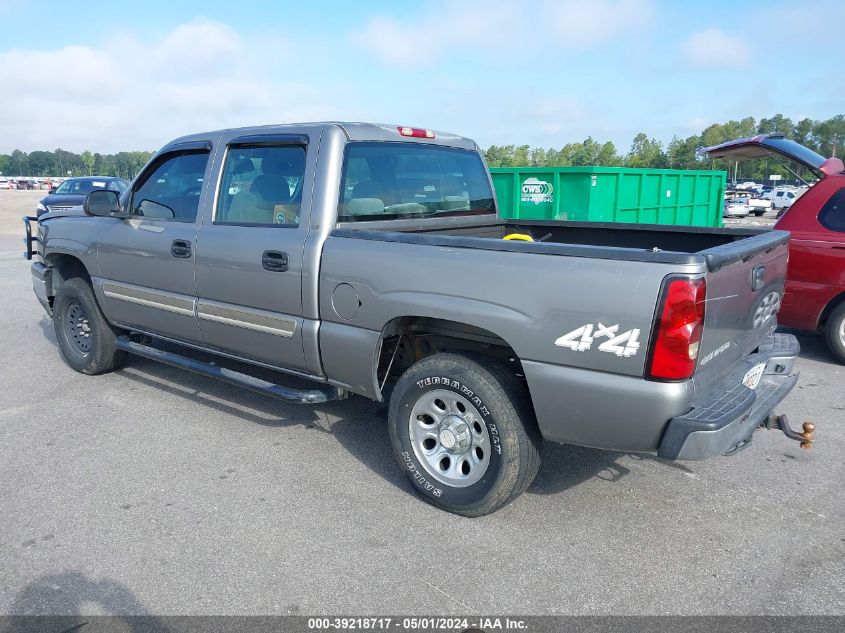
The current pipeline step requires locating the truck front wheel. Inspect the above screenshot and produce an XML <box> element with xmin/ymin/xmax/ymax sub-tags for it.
<box><xmin>388</xmin><ymin>353</ymin><xmax>541</xmax><ymax>516</ymax></box>
<box><xmin>53</xmin><ymin>276</ymin><xmax>126</xmax><ymax>375</ymax></box>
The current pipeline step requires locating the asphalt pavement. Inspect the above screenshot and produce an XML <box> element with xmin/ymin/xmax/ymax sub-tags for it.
<box><xmin>0</xmin><ymin>191</ymin><xmax>842</xmax><ymax>616</ymax></box>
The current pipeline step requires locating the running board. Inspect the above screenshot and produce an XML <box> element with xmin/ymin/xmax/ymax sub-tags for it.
<box><xmin>115</xmin><ymin>336</ymin><xmax>345</xmax><ymax>404</ymax></box>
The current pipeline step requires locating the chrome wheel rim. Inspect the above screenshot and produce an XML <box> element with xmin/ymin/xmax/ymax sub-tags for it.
<box><xmin>64</xmin><ymin>301</ymin><xmax>92</xmax><ymax>355</ymax></box>
<box><xmin>839</xmin><ymin>318</ymin><xmax>845</xmax><ymax>346</ymax></box>
<box><xmin>409</xmin><ymin>388</ymin><xmax>490</xmax><ymax>488</ymax></box>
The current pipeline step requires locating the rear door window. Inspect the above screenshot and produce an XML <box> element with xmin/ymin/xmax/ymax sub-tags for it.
<box><xmin>215</xmin><ymin>144</ymin><xmax>306</xmax><ymax>226</ymax></box>
<box><xmin>338</xmin><ymin>143</ymin><xmax>495</xmax><ymax>222</ymax></box>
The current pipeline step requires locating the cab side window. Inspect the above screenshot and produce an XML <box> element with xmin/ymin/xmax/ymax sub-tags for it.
<box><xmin>215</xmin><ymin>145</ymin><xmax>306</xmax><ymax>226</ymax></box>
<box><xmin>819</xmin><ymin>187</ymin><xmax>845</xmax><ymax>232</ymax></box>
<box><xmin>130</xmin><ymin>150</ymin><xmax>210</xmax><ymax>222</ymax></box>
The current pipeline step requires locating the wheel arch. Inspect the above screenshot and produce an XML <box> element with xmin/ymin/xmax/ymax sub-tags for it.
<box><xmin>42</xmin><ymin>253</ymin><xmax>93</xmax><ymax>306</ymax></box>
<box><xmin>819</xmin><ymin>290</ymin><xmax>845</xmax><ymax>329</ymax></box>
<box><xmin>373</xmin><ymin>315</ymin><xmax>526</xmax><ymax>402</ymax></box>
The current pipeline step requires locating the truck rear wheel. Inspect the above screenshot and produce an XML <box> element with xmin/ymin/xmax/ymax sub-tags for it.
<box><xmin>824</xmin><ymin>302</ymin><xmax>845</xmax><ymax>364</ymax></box>
<box><xmin>53</xmin><ymin>276</ymin><xmax>126</xmax><ymax>375</ymax></box>
<box><xmin>388</xmin><ymin>353</ymin><xmax>541</xmax><ymax>517</ymax></box>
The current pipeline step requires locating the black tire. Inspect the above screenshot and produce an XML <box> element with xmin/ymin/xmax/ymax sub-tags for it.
<box><xmin>824</xmin><ymin>302</ymin><xmax>845</xmax><ymax>364</ymax></box>
<box><xmin>388</xmin><ymin>353</ymin><xmax>541</xmax><ymax>517</ymax></box>
<box><xmin>53</xmin><ymin>276</ymin><xmax>126</xmax><ymax>374</ymax></box>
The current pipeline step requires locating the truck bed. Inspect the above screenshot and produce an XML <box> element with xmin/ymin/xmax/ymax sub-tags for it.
<box><xmin>334</xmin><ymin>218</ymin><xmax>788</xmax><ymax>272</ymax></box>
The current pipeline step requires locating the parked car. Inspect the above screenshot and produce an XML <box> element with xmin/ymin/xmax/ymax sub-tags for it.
<box><xmin>771</xmin><ymin>188</ymin><xmax>800</xmax><ymax>212</ymax></box>
<box><xmin>36</xmin><ymin>176</ymin><xmax>129</xmax><ymax>217</ymax></box>
<box><xmin>724</xmin><ymin>197</ymin><xmax>751</xmax><ymax>217</ymax></box>
<box><xmin>747</xmin><ymin>195</ymin><xmax>773</xmax><ymax>216</ymax></box>
<box><xmin>25</xmin><ymin>122</ymin><xmax>802</xmax><ymax>516</ymax></box>
<box><xmin>703</xmin><ymin>134</ymin><xmax>845</xmax><ymax>363</ymax></box>
<box><xmin>0</xmin><ymin>178</ymin><xmax>13</xmax><ymax>190</ymax></box>
<box><xmin>734</xmin><ymin>181</ymin><xmax>756</xmax><ymax>190</ymax></box>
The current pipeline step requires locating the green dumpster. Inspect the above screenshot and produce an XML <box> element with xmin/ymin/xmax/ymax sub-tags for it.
<box><xmin>491</xmin><ymin>166</ymin><xmax>726</xmax><ymax>227</ymax></box>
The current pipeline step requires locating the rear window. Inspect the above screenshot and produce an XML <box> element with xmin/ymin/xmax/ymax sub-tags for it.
<box><xmin>819</xmin><ymin>187</ymin><xmax>845</xmax><ymax>232</ymax></box>
<box><xmin>338</xmin><ymin>142</ymin><xmax>494</xmax><ymax>222</ymax></box>
<box><xmin>55</xmin><ymin>179</ymin><xmax>108</xmax><ymax>194</ymax></box>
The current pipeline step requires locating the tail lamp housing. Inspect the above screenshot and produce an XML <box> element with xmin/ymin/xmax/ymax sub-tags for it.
<box><xmin>646</xmin><ymin>276</ymin><xmax>707</xmax><ymax>381</ymax></box>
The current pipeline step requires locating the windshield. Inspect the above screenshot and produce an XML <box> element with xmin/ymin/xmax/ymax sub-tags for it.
<box><xmin>338</xmin><ymin>142</ymin><xmax>495</xmax><ymax>222</ymax></box>
<box><xmin>55</xmin><ymin>179</ymin><xmax>108</xmax><ymax>195</ymax></box>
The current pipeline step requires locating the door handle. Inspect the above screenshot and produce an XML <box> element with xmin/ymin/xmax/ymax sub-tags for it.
<box><xmin>171</xmin><ymin>239</ymin><xmax>192</xmax><ymax>258</ymax></box>
<box><xmin>262</xmin><ymin>250</ymin><xmax>289</xmax><ymax>272</ymax></box>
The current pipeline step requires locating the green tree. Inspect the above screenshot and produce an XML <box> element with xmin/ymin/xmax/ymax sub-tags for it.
<box><xmin>528</xmin><ymin>147</ymin><xmax>548</xmax><ymax>166</ymax></box>
<box><xmin>758</xmin><ymin>114</ymin><xmax>794</xmax><ymax>136</ymax></box>
<box><xmin>27</xmin><ymin>151</ymin><xmax>55</xmax><ymax>176</ymax></box>
<box><xmin>793</xmin><ymin>118</ymin><xmax>816</xmax><ymax>150</ymax></box>
<box><xmin>625</xmin><ymin>133</ymin><xmax>665</xmax><ymax>168</ymax></box>
<box><xmin>53</xmin><ymin>148</ymin><xmax>76</xmax><ymax>176</ymax></box>
<box><xmin>80</xmin><ymin>150</ymin><xmax>95</xmax><ymax>175</ymax></box>
<box><xmin>92</xmin><ymin>152</ymin><xmax>105</xmax><ymax>174</ymax></box>
<box><xmin>813</xmin><ymin>115</ymin><xmax>845</xmax><ymax>158</ymax></box>
<box><xmin>484</xmin><ymin>145</ymin><xmax>515</xmax><ymax>168</ymax></box>
<box><xmin>10</xmin><ymin>150</ymin><xmax>29</xmax><ymax>176</ymax></box>
<box><xmin>511</xmin><ymin>145</ymin><xmax>530</xmax><ymax>168</ymax></box>
<box><xmin>595</xmin><ymin>141</ymin><xmax>619</xmax><ymax>166</ymax></box>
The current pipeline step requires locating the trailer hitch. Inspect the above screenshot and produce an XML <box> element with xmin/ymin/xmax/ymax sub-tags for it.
<box><xmin>763</xmin><ymin>414</ymin><xmax>815</xmax><ymax>449</ymax></box>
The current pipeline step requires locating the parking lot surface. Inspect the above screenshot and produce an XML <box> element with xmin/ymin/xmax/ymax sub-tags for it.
<box><xmin>0</xmin><ymin>190</ymin><xmax>843</xmax><ymax>615</ymax></box>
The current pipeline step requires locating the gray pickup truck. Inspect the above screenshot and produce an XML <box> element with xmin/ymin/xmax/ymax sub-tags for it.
<box><xmin>24</xmin><ymin>122</ymin><xmax>804</xmax><ymax>516</ymax></box>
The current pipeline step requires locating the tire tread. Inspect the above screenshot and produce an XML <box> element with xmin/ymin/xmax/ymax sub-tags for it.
<box><xmin>389</xmin><ymin>352</ymin><xmax>541</xmax><ymax>517</ymax></box>
<box><xmin>53</xmin><ymin>276</ymin><xmax>126</xmax><ymax>375</ymax></box>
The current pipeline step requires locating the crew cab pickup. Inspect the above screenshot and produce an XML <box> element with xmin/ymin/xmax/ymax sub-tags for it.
<box><xmin>24</xmin><ymin>122</ymin><xmax>803</xmax><ymax>516</ymax></box>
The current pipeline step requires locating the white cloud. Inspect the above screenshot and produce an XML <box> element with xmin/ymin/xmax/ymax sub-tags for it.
<box><xmin>352</xmin><ymin>0</ymin><xmax>654</xmax><ymax>65</ymax></box>
<box><xmin>544</xmin><ymin>0</ymin><xmax>653</xmax><ymax>47</ymax></box>
<box><xmin>682</xmin><ymin>28</ymin><xmax>751</xmax><ymax>68</ymax></box>
<box><xmin>0</xmin><ymin>19</ymin><xmax>343</xmax><ymax>152</ymax></box>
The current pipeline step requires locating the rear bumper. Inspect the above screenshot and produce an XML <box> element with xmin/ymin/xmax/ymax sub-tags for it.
<box><xmin>658</xmin><ymin>333</ymin><xmax>800</xmax><ymax>460</ymax></box>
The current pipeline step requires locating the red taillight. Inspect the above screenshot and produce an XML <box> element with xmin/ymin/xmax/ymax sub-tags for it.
<box><xmin>647</xmin><ymin>276</ymin><xmax>706</xmax><ymax>381</ymax></box>
<box><xmin>397</xmin><ymin>126</ymin><xmax>435</xmax><ymax>139</ymax></box>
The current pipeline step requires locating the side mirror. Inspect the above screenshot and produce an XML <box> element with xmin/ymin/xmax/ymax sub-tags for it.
<box><xmin>48</xmin><ymin>187</ymin><xmax>56</xmax><ymax>194</ymax></box>
<box><xmin>84</xmin><ymin>189</ymin><xmax>126</xmax><ymax>217</ymax></box>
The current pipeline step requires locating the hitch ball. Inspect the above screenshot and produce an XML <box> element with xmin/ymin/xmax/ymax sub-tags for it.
<box><xmin>800</xmin><ymin>422</ymin><xmax>815</xmax><ymax>449</ymax></box>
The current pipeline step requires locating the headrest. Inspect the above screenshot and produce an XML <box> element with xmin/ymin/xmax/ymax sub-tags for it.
<box><xmin>346</xmin><ymin>198</ymin><xmax>385</xmax><ymax>215</ymax></box>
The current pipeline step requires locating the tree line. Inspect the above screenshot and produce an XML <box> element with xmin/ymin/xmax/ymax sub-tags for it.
<box><xmin>485</xmin><ymin>114</ymin><xmax>845</xmax><ymax>181</ymax></box>
<box><xmin>0</xmin><ymin>149</ymin><xmax>153</xmax><ymax>180</ymax></box>
<box><xmin>2</xmin><ymin>113</ymin><xmax>844</xmax><ymax>181</ymax></box>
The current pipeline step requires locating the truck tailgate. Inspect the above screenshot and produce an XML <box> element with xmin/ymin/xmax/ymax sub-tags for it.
<box><xmin>693</xmin><ymin>230</ymin><xmax>790</xmax><ymax>392</ymax></box>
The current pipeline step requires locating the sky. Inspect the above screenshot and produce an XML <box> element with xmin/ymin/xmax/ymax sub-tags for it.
<box><xmin>0</xmin><ymin>0</ymin><xmax>842</xmax><ymax>154</ymax></box>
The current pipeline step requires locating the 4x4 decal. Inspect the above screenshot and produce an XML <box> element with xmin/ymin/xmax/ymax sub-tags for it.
<box><xmin>554</xmin><ymin>323</ymin><xmax>641</xmax><ymax>357</ymax></box>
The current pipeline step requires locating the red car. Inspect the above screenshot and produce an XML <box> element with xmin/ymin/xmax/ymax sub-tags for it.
<box><xmin>703</xmin><ymin>135</ymin><xmax>845</xmax><ymax>363</ymax></box>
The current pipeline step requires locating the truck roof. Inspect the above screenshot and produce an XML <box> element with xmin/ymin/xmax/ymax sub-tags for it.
<box><xmin>164</xmin><ymin>122</ymin><xmax>479</xmax><ymax>152</ymax></box>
